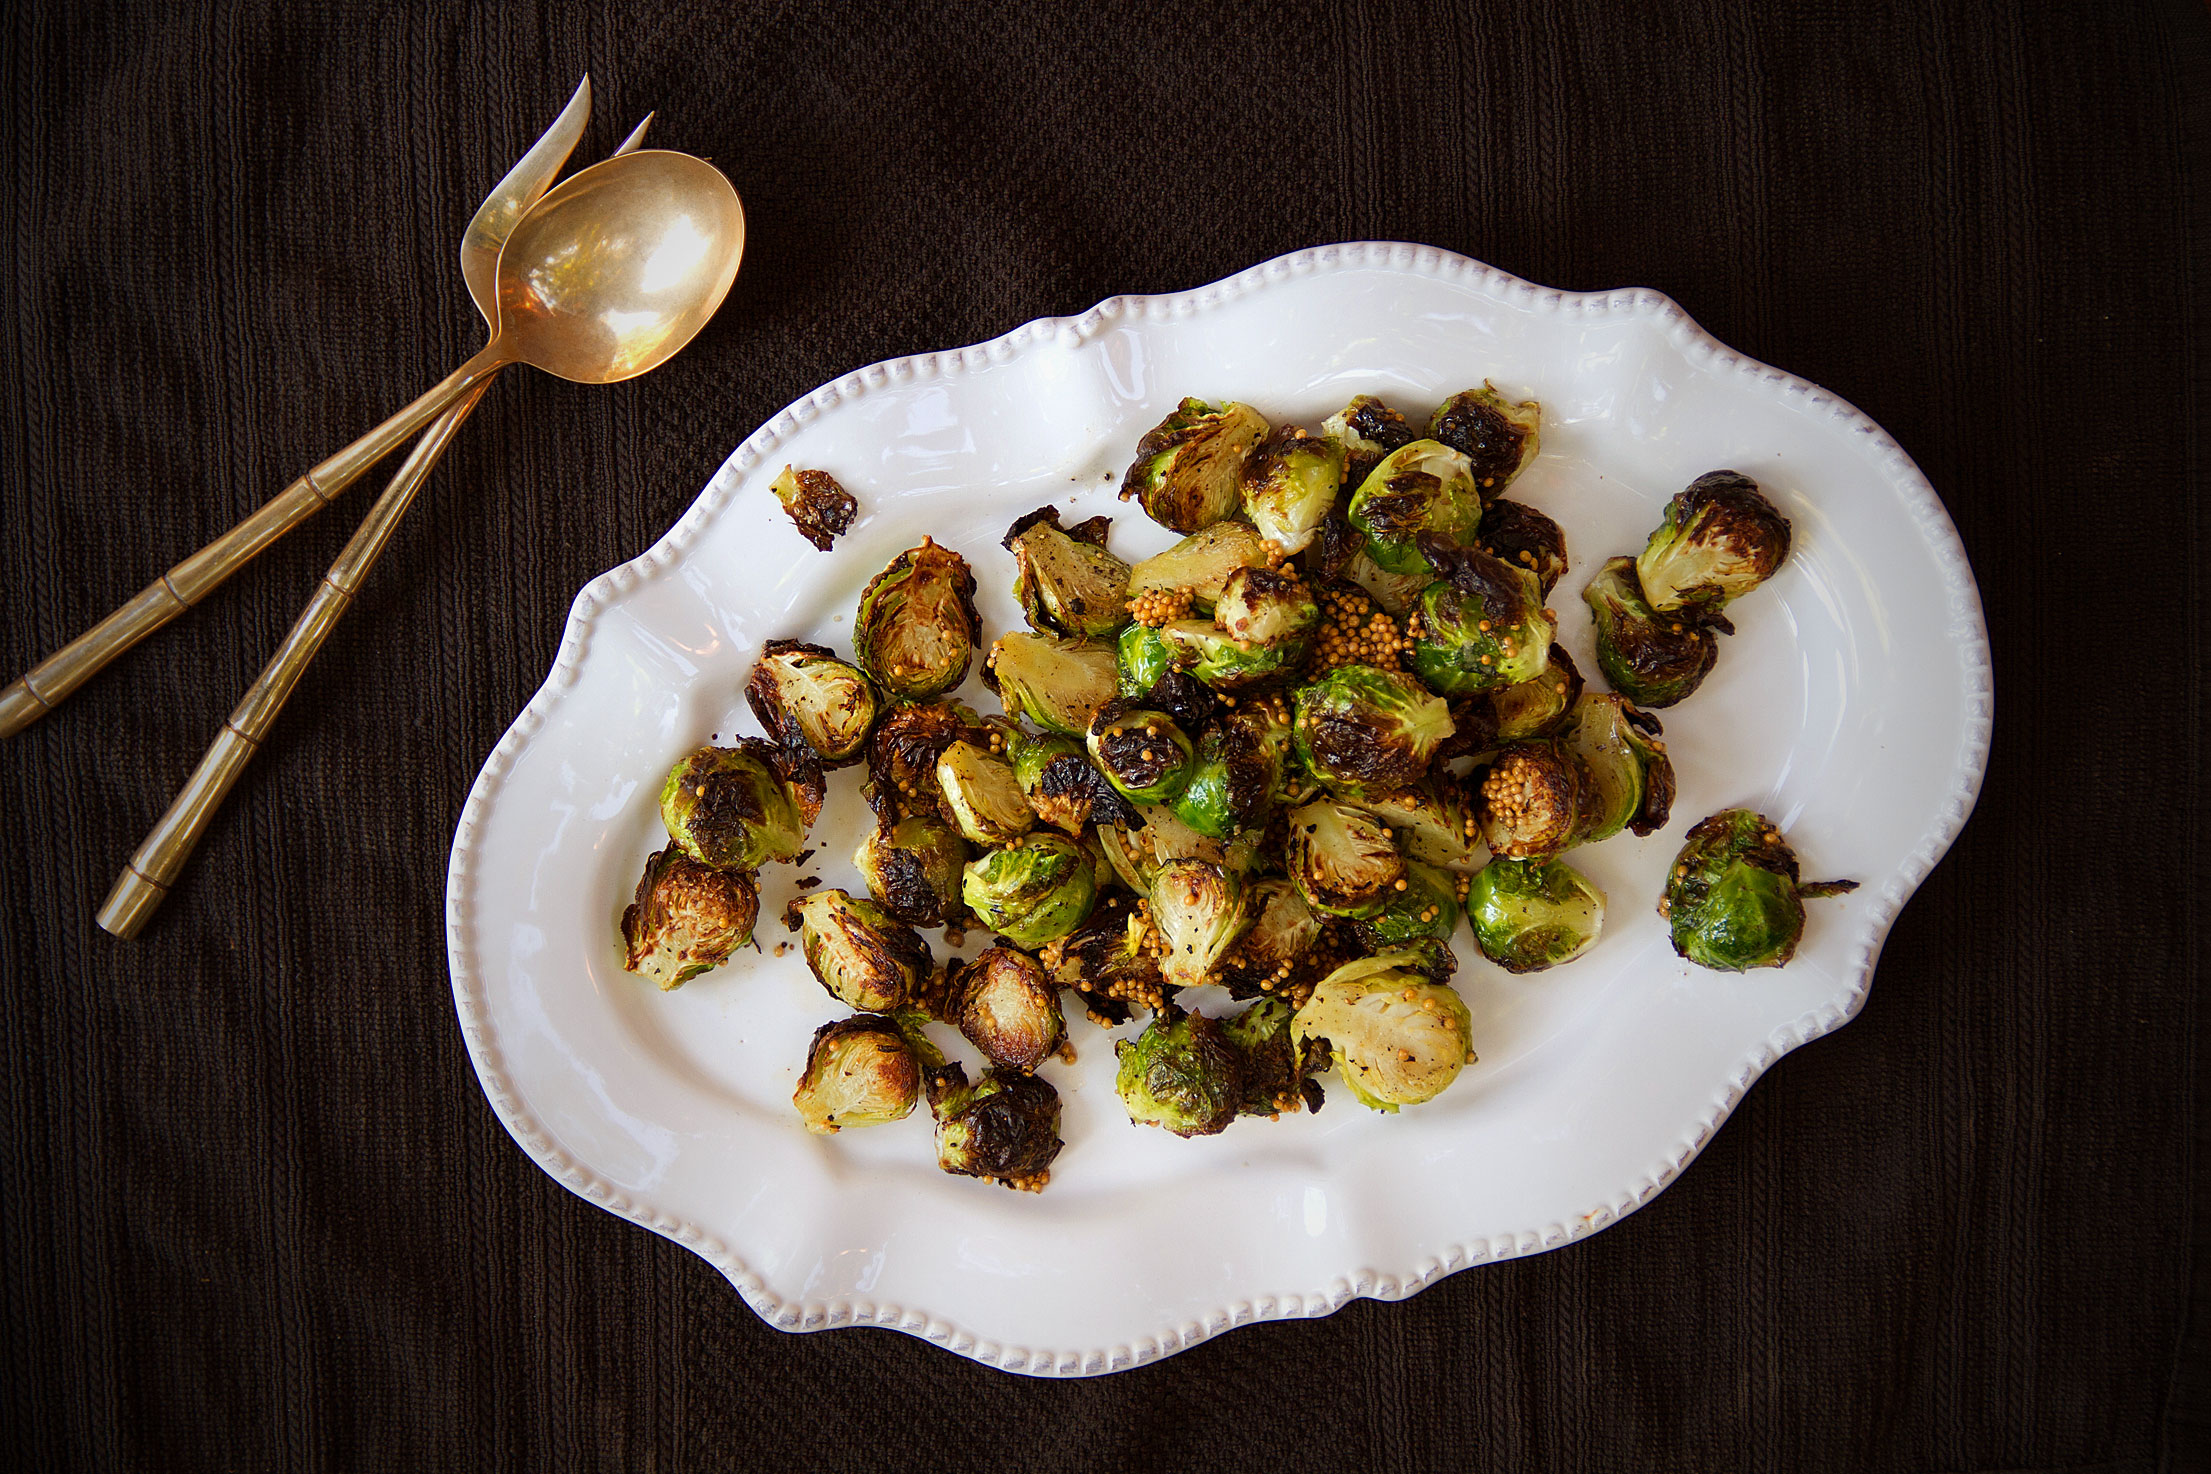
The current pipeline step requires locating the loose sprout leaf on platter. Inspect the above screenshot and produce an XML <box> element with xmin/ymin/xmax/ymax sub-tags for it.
<box><xmin>771</xmin><ymin>465</ymin><xmax>858</xmax><ymax>551</ymax></box>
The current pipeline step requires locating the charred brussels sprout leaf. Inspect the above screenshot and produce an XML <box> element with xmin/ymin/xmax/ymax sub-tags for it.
<box><xmin>1344</xmin><ymin>779</ymin><xmax>1483</xmax><ymax>872</ymax></box>
<box><xmin>1490</xmin><ymin>644</ymin><xmax>1584</xmax><ymax>743</ymax></box>
<box><xmin>621</xmin><ymin>847</ymin><xmax>759</xmax><ymax>989</ymax></box>
<box><xmin>1293</xmin><ymin>665</ymin><xmax>1456</xmax><ymax>795</ymax></box>
<box><xmin>962</xmin><ymin>832</ymin><xmax>1098</xmax><ymax>949</ymax></box>
<box><xmin>1242</xmin><ymin>426</ymin><xmax>1345</xmax><ymax>554</ymax></box>
<box><xmin>947</xmin><ymin>946</ymin><xmax>1068</xmax><ymax>1073</ymax></box>
<box><xmin>1285</xmin><ymin>799</ymin><xmax>1408</xmax><ymax>918</ymax></box>
<box><xmin>1116</xmin><ymin>621</ymin><xmax>1178</xmax><ymax>698</ymax></box>
<box><xmin>1428</xmin><ymin>384</ymin><xmax>1541</xmax><ymax>498</ymax></box>
<box><xmin>1476</xmin><ymin>498</ymin><xmax>1569</xmax><ymax>600</ymax></box>
<box><xmin>1087</xmin><ymin>703</ymin><xmax>1197</xmax><ymax>805</ymax></box>
<box><xmin>1127</xmin><ymin>521</ymin><xmax>1271</xmax><ymax>613</ymax></box>
<box><xmin>1564</xmin><ymin>693</ymin><xmax>1676</xmax><ymax>842</ymax></box>
<box><xmin>786</xmin><ymin>889</ymin><xmax>933</xmax><ymax>1012</ymax></box>
<box><xmin>1171</xmin><ymin>708</ymin><xmax>1291</xmax><ymax>839</ymax></box>
<box><xmin>1409</xmin><ymin>537</ymin><xmax>1556</xmax><ymax>696</ymax></box>
<box><xmin>1214</xmin><ymin>566</ymin><xmax>1319</xmax><ymax>654</ymax></box>
<box><xmin>770</xmin><ymin>465</ymin><xmax>857</xmax><ymax>552</ymax></box>
<box><xmin>1664</xmin><ymin>809</ymin><xmax>1858</xmax><ymax>972</ymax></box>
<box><xmin>1582</xmin><ymin>556</ymin><xmax>1722</xmax><ymax>709</ymax></box>
<box><xmin>1009</xmin><ymin>732</ymin><xmax>1136</xmax><ymax>835</ymax></box>
<box><xmin>1041</xmin><ymin>892</ymin><xmax>1166</xmax><ymax>1014</ymax></box>
<box><xmin>934</xmin><ymin>739</ymin><xmax>1035</xmax><ymax>846</ymax></box>
<box><xmin>927</xmin><ymin>1063</ymin><xmax>1063</xmax><ymax>1190</ymax></box>
<box><xmin>792</xmin><ymin>1016</ymin><xmax>920</xmax><ymax>1134</ymax></box>
<box><xmin>853</xmin><ymin>539</ymin><xmax>981</xmax><ymax>700</ymax></box>
<box><xmin>1151</xmin><ymin>860</ymin><xmax>1254</xmax><ymax>990</ymax></box>
<box><xmin>1323</xmin><ymin>395</ymin><xmax>1417</xmax><ymax>491</ymax></box>
<box><xmin>1347</xmin><ymin>440</ymin><xmax>1484</xmax><ymax>578</ymax></box>
<box><xmin>1114</xmin><ymin>1009</ymin><xmax>1245</xmax><ymax>1137</ymax></box>
<box><xmin>1467</xmin><ymin>857</ymin><xmax>1605</xmax><ymax>972</ymax></box>
<box><xmin>853</xmin><ymin>815</ymin><xmax>969</xmax><ymax>927</ymax></box>
<box><xmin>1354</xmin><ymin>861</ymin><xmax>1460</xmax><ymax>949</ymax></box>
<box><xmin>746</xmin><ymin>640</ymin><xmax>879</xmax><ymax>767</ymax></box>
<box><xmin>1214</xmin><ymin>879</ymin><xmax>1325</xmax><ymax>998</ymax></box>
<box><xmin>864</xmin><ymin>701</ymin><xmax>992</xmax><ymax>822</ymax></box>
<box><xmin>1475</xmin><ymin>740</ymin><xmax>1600</xmax><ymax>860</ymax></box>
<box><xmin>1293</xmin><ymin>952</ymin><xmax>1475</xmax><ymax>1111</ymax></box>
<box><xmin>1223</xmin><ymin>997</ymin><xmax>1323</xmax><ymax>1116</ymax></box>
<box><xmin>659</xmin><ymin>740</ymin><xmax>811</xmax><ymax>870</ymax></box>
<box><xmin>1119</xmin><ymin>398</ymin><xmax>1269</xmax><ymax>533</ymax></box>
<box><xmin>1004</xmin><ymin>507</ymin><xmax>1131</xmax><ymax>638</ymax></box>
<box><xmin>1636</xmin><ymin>471</ymin><xmax>1792</xmax><ymax>614</ymax></box>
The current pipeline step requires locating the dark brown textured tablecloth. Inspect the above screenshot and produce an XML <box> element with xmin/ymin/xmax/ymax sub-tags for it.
<box><xmin>3</xmin><ymin>2</ymin><xmax>2206</xmax><ymax>1469</ymax></box>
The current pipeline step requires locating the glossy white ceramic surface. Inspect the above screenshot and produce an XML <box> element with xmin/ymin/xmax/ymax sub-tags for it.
<box><xmin>445</xmin><ymin>243</ymin><xmax>1991</xmax><ymax>1376</ymax></box>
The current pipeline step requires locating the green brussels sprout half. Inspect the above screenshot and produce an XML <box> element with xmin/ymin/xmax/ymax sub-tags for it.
<box><xmin>1095</xmin><ymin>804</ymin><xmax>1259</xmax><ymax>894</ymax></box>
<box><xmin>1582</xmin><ymin>556</ymin><xmax>1723</xmax><ymax>709</ymax></box>
<box><xmin>1293</xmin><ymin>952</ymin><xmax>1476</xmax><ymax>1112</ymax></box>
<box><xmin>1214</xmin><ymin>566</ymin><xmax>1319</xmax><ymax>653</ymax></box>
<box><xmin>1220</xmin><ymin>996</ymin><xmax>1325</xmax><ymax>1116</ymax></box>
<box><xmin>1636</xmin><ymin>471</ymin><xmax>1792</xmax><ymax>614</ymax></box>
<box><xmin>1116</xmin><ymin>620</ymin><xmax>1178</xmax><ymax>697</ymax></box>
<box><xmin>1475</xmin><ymin>739</ymin><xmax>1600</xmax><ymax>860</ymax></box>
<box><xmin>853</xmin><ymin>814</ymin><xmax>970</xmax><ymax>928</ymax></box>
<box><xmin>1008</xmin><ymin>731</ymin><xmax>1137</xmax><ymax>835</ymax></box>
<box><xmin>1466</xmin><ymin>857</ymin><xmax>1605</xmax><ymax>972</ymax></box>
<box><xmin>1427</xmin><ymin>384</ymin><xmax>1541</xmax><ymax>499</ymax></box>
<box><xmin>1284</xmin><ymin>799</ymin><xmax>1408</xmax><ymax>918</ymax></box>
<box><xmin>946</xmin><ymin>946</ymin><xmax>1068</xmax><ymax>1073</ymax></box>
<box><xmin>1155</xmin><ymin>617</ymin><xmax>1298</xmax><ymax>693</ymax></box>
<box><xmin>852</xmin><ymin>538</ymin><xmax>981</xmax><ymax>700</ymax></box>
<box><xmin>1490</xmin><ymin>644</ymin><xmax>1584</xmax><ymax>743</ymax></box>
<box><xmin>1004</xmin><ymin>506</ymin><xmax>1131</xmax><ymax>638</ymax></box>
<box><xmin>659</xmin><ymin>740</ymin><xmax>812</xmax><ymax>870</ymax></box>
<box><xmin>1086</xmin><ymin>703</ymin><xmax>1197</xmax><ymax>805</ymax></box>
<box><xmin>1563</xmin><ymin>692</ymin><xmax>1677</xmax><ymax>842</ymax></box>
<box><xmin>785</xmin><ymin>889</ymin><xmax>934</xmax><ymax>1013</ymax></box>
<box><xmin>1113</xmin><ymin>1009</ymin><xmax>1245</xmax><ymax>1137</ymax></box>
<box><xmin>1214</xmin><ymin>879</ymin><xmax>1325</xmax><ymax>998</ymax></box>
<box><xmin>926</xmin><ymin>1062</ymin><xmax>1063</xmax><ymax>1190</ymax></box>
<box><xmin>934</xmin><ymin>739</ymin><xmax>1036</xmax><ymax>846</ymax></box>
<box><xmin>1242</xmin><ymin>426</ymin><xmax>1346</xmax><ymax>554</ymax></box>
<box><xmin>1347</xmin><ymin>440</ymin><xmax>1485</xmax><ymax>578</ymax></box>
<box><xmin>1408</xmin><ymin>536</ymin><xmax>1556</xmax><ymax>696</ymax></box>
<box><xmin>1041</xmin><ymin>891</ymin><xmax>1166</xmax><ymax>1016</ymax></box>
<box><xmin>1118</xmin><ymin>397</ymin><xmax>1270</xmax><ymax>533</ymax></box>
<box><xmin>1293</xmin><ymin>664</ymin><xmax>1456</xmax><ymax>795</ymax></box>
<box><xmin>1344</xmin><ymin>779</ymin><xmax>1483</xmax><ymax>871</ymax></box>
<box><xmin>981</xmin><ymin>630</ymin><xmax>1118</xmax><ymax>736</ymax></box>
<box><xmin>1343</xmin><ymin>547</ymin><xmax>1431</xmax><ymax>617</ymax></box>
<box><xmin>1354</xmin><ymin>861</ymin><xmax>1460</xmax><ymax>949</ymax></box>
<box><xmin>1127</xmin><ymin>521</ymin><xmax>1270</xmax><ymax>613</ymax></box>
<box><xmin>1170</xmin><ymin>708</ymin><xmax>1292</xmax><ymax>839</ymax></box>
<box><xmin>1475</xmin><ymin>498</ymin><xmax>1569</xmax><ymax>600</ymax></box>
<box><xmin>744</xmin><ymin>640</ymin><xmax>879</xmax><ymax>768</ymax></box>
<box><xmin>1151</xmin><ymin>859</ymin><xmax>1254</xmax><ymax>990</ymax></box>
<box><xmin>770</xmin><ymin>465</ymin><xmax>857</xmax><ymax>552</ymax></box>
<box><xmin>1323</xmin><ymin>395</ymin><xmax>1417</xmax><ymax>492</ymax></box>
<box><xmin>791</xmin><ymin>1016</ymin><xmax>922</xmax><ymax>1134</ymax></box>
<box><xmin>620</xmin><ymin>847</ymin><xmax>760</xmax><ymax>989</ymax></box>
<box><xmin>961</xmin><ymin>832</ymin><xmax>1098</xmax><ymax>949</ymax></box>
<box><xmin>1663</xmin><ymin>809</ymin><xmax>1858</xmax><ymax>972</ymax></box>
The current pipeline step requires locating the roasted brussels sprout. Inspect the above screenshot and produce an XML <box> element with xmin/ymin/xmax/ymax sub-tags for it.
<box><xmin>745</xmin><ymin>640</ymin><xmax>878</xmax><ymax>768</ymax></box>
<box><xmin>933</xmin><ymin>739</ymin><xmax>1035</xmax><ymax>846</ymax></box>
<box><xmin>946</xmin><ymin>946</ymin><xmax>1068</xmax><ymax>1073</ymax></box>
<box><xmin>1582</xmin><ymin>555</ymin><xmax>1722</xmax><ymax>709</ymax></box>
<box><xmin>1293</xmin><ymin>665</ymin><xmax>1456</xmax><ymax>794</ymax></box>
<box><xmin>1663</xmin><ymin>809</ymin><xmax>1858</xmax><ymax>972</ymax></box>
<box><xmin>1214</xmin><ymin>879</ymin><xmax>1325</xmax><ymax>997</ymax></box>
<box><xmin>1003</xmin><ymin>506</ymin><xmax>1131</xmax><ymax>638</ymax></box>
<box><xmin>1354</xmin><ymin>861</ymin><xmax>1460</xmax><ymax>949</ymax></box>
<box><xmin>785</xmin><ymin>889</ymin><xmax>933</xmax><ymax>1012</ymax></box>
<box><xmin>1408</xmin><ymin>536</ymin><xmax>1556</xmax><ymax>696</ymax></box>
<box><xmin>962</xmin><ymin>832</ymin><xmax>1098</xmax><ymax>949</ymax></box>
<box><xmin>1171</xmin><ymin>708</ymin><xmax>1292</xmax><ymax>839</ymax></box>
<box><xmin>1114</xmin><ymin>1008</ymin><xmax>1245</xmax><ymax>1137</ymax></box>
<box><xmin>1466</xmin><ymin>857</ymin><xmax>1605</xmax><ymax>972</ymax></box>
<box><xmin>1242</xmin><ymin>426</ymin><xmax>1345</xmax><ymax>554</ymax></box>
<box><xmin>1095</xmin><ymin>804</ymin><xmax>1258</xmax><ymax>894</ymax></box>
<box><xmin>1116</xmin><ymin>620</ymin><xmax>1178</xmax><ymax>697</ymax></box>
<box><xmin>1087</xmin><ymin>703</ymin><xmax>1197</xmax><ymax>804</ymax></box>
<box><xmin>1008</xmin><ymin>732</ymin><xmax>1136</xmax><ymax>835</ymax></box>
<box><xmin>1214</xmin><ymin>565</ymin><xmax>1319</xmax><ymax>653</ymax></box>
<box><xmin>770</xmin><ymin>465</ymin><xmax>857</xmax><ymax>551</ymax></box>
<box><xmin>1427</xmin><ymin>384</ymin><xmax>1540</xmax><ymax>498</ymax></box>
<box><xmin>1475</xmin><ymin>740</ymin><xmax>1599</xmax><ymax>860</ymax></box>
<box><xmin>1323</xmin><ymin>394</ymin><xmax>1417</xmax><ymax>491</ymax></box>
<box><xmin>1564</xmin><ymin>693</ymin><xmax>1676</xmax><ymax>842</ymax></box>
<box><xmin>659</xmin><ymin>740</ymin><xmax>811</xmax><ymax>870</ymax></box>
<box><xmin>1284</xmin><ymin>799</ymin><xmax>1408</xmax><ymax>918</ymax></box>
<box><xmin>1040</xmin><ymin>892</ymin><xmax>1166</xmax><ymax>1014</ymax></box>
<box><xmin>620</xmin><ymin>847</ymin><xmax>759</xmax><ymax>989</ymax></box>
<box><xmin>1155</xmin><ymin>617</ymin><xmax>1297</xmax><ymax>692</ymax></box>
<box><xmin>1151</xmin><ymin>860</ymin><xmax>1254</xmax><ymax>990</ymax></box>
<box><xmin>854</xmin><ymin>814</ymin><xmax>969</xmax><ymax>927</ymax></box>
<box><xmin>1119</xmin><ymin>397</ymin><xmax>1269</xmax><ymax>533</ymax></box>
<box><xmin>927</xmin><ymin>1062</ymin><xmax>1063</xmax><ymax>1190</ymax></box>
<box><xmin>853</xmin><ymin>538</ymin><xmax>981</xmax><ymax>700</ymax></box>
<box><xmin>1475</xmin><ymin>498</ymin><xmax>1568</xmax><ymax>599</ymax></box>
<box><xmin>1127</xmin><ymin>521</ymin><xmax>1270</xmax><ymax>613</ymax></box>
<box><xmin>792</xmin><ymin>1016</ymin><xmax>920</xmax><ymax>1134</ymax></box>
<box><xmin>1345</xmin><ymin>779</ymin><xmax>1484</xmax><ymax>871</ymax></box>
<box><xmin>1342</xmin><ymin>547</ymin><xmax>1431</xmax><ymax>617</ymax></box>
<box><xmin>1490</xmin><ymin>644</ymin><xmax>1583</xmax><ymax>743</ymax></box>
<box><xmin>1221</xmin><ymin>996</ymin><xmax>1324</xmax><ymax>1116</ymax></box>
<box><xmin>864</xmin><ymin>700</ymin><xmax>992</xmax><ymax>822</ymax></box>
<box><xmin>980</xmin><ymin>630</ymin><xmax>1118</xmax><ymax>736</ymax></box>
<box><xmin>1293</xmin><ymin>952</ymin><xmax>1476</xmax><ymax>1112</ymax></box>
<box><xmin>1347</xmin><ymin>440</ymin><xmax>1484</xmax><ymax>578</ymax></box>
<box><xmin>1636</xmin><ymin>471</ymin><xmax>1792</xmax><ymax>613</ymax></box>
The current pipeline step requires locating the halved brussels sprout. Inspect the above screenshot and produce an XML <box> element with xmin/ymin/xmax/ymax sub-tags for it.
<box><xmin>1214</xmin><ymin>566</ymin><xmax>1319</xmax><ymax>653</ymax></box>
<box><xmin>1467</xmin><ymin>857</ymin><xmax>1604</xmax><ymax>972</ymax></box>
<box><xmin>1293</xmin><ymin>664</ymin><xmax>1456</xmax><ymax>794</ymax></box>
<box><xmin>1347</xmin><ymin>440</ymin><xmax>1484</xmax><ymax>577</ymax></box>
<box><xmin>1476</xmin><ymin>498</ymin><xmax>1568</xmax><ymax>599</ymax></box>
<box><xmin>1342</xmin><ymin>547</ymin><xmax>1431</xmax><ymax>617</ymax></box>
<box><xmin>1242</xmin><ymin>426</ymin><xmax>1345</xmax><ymax>554</ymax></box>
<box><xmin>854</xmin><ymin>814</ymin><xmax>969</xmax><ymax>927</ymax></box>
<box><xmin>962</xmin><ymin>832</ymin><xmax>1098</xmax><ymax>949</ymax></box>
<box><xmin>1214</xmin><ymin>879</ymin><xmax>1325</xmax><ymax>997</ymax></box>
<box><xmin>1221</xmin><ymin>996</ymin><xmax>1324</xmax><ymax>1116</ymax></box>
<box><xmin>1323</xmin><ymin>395</ymin><xmax>1416</xmax><ymax>491</ymax></box>
<box><xmin>1354</xmin><ymin>861</ymin><xmax>1460</xmax><ymax>949</ymax></box>
<box><xmin>853</xmin><ymin>538</ymin><xmax>981</xmax><ymax>700</ymax></box>
<box><xmin>926</xmin><ymin>1062</ymin><xmax>1063</xmax><ymax>1190</ymax></box>
<box><xmin>1087</xmin><ymin>703</ymin><xmax>1197</xmax><ymax>804</ymax></box>
<box><xmin>1119</xmin><ymin>398</ymin><xmax>1269</xmax><ymax>533</ymax></box>
<box><xmin>1564</xmin><ymin>693</ymin><xmax>1676</xmax><ymax>842</ymax></box>
<box><xmin>1284</xmin><ymin>799</ymin><xmax>1408</xmax><ymax>918</ymax></box>
<box><xmin>1663</xmin><ymin>809</ymin><xmax>1857</xmax><ymax>972</ymax></box>
<box><xmin>1114</xmin><ymin>1009</ymin><xmax>1244</xmax><ymax>1137</ymax></box>
<box><xmin>1008</xmin><ymin>732</ymin><xmax>1136</xmax><ymax>835</ymax></box>
<box><xmin>946</xmin><ymin>946</ymin><xmax>1067</xmax><ymax>1073</ymax></box>
<box><xmin>1344</xmin><ymin>779</ymin><xmax>1483</xmax><ymax>871</ymax></box>
<box><xmin>982</xmin><ymin>631</ymin><xmax>1118</xmax><ymax>736</ymax></box>
<box><xmin>1004</xmin><ymin>507</ymin><xmax>1131</xmax><ymax>638</ymax></box>
<box><xmin>934</xmin><ymin>740</ymin><xmax>1035</xmax><ymax>846</ymax></box>
<box><xmin>792</xmin><ymin>1016</ymin><xmax>921</xmax><ymax>1134</ymax></box>
<box><xmin>1040</xmin><ymin>891</ymin><xmax>1166</xmax><ymax>1014</ymax></box>
<box><xmin>1170</xmin><ymin>708</ymin><xmax>1292</xmax><ymax>839</ymax></box>
<box><xmin>770</xmin><ymin>465</ymin><xmax>857</xmax><ymax>552</ymax></box>
<box><xmin>1636</xmin><ymin>471</ymin><xmax>1792</xmax><ymax>613</ymax></box>
<box><xmin>1116</xmin><ymin>620</ymin><xmax>1178</xmax><ymax>697</ymax></box>
<box><xmin>659</xmin><ymin>740</ymin><xmax>811</xmax><ymax>870</ymax></box>
<box><xmin>1428</xmin><ymin>384</ymin><xmax>1541</xmax><ymax>498</ymax></box>
<box><xmin>1293</xmin><ymin>951</ymin><xmax>1476</xmax><ymax>1111</ymax></box>
<box><xmin>864</xmin><ymin>700</ymin><xmax>992</xmax><ymax>822</ymax></box>
<box><xmin>1155</xmin><ymin>617</ymin><xmax>1299</xmax><ymax>693</ymax></box>
<box><xmin>1490</xmin><ymin>644</ymin><xmax>1584</xmax><ymax>743</ymax></box>
<box><xmin>1151</xmin><ymin>859</ymin><xmax>1254</xmax><ymax>990</ymax></box>
<box><xmin>1408</xmin><ymin>537</ymin><xmax>1555</xmax><ymax>696</ymax></box>
<box><xmin>785</xmin><ymin>889</ymin><xmax>933</xmax><ymax>1012</ymax></box>
<box><xmin>1475</xmin><ymin>740</ymin><xmax>1599</xmax><ymax>860</ymax></box>
<box><xmin>745</xmin><ymin>640</ymin><xmax>879</xmax><ymax>767</ymax></box>
<box><xmin>1095</xmin><ymin>804</ymin><xmax>1258</xmax><ymax>894</ymax></box>
<box><xmin>1583</xmin><ymin>555</ymin><xmax>1722</xmax><ymax>709</ymax></box>
<box><xmin>621</xmin><ymin>847</ymin><xmax>760</xmax><ymax>989</ymax></box>
<box><xmin>1127</xmin><ymin>521</ymin><xmax>1270</xmax><ymax>613</ymax></box>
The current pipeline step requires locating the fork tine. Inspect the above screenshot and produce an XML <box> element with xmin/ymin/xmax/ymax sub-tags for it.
<box><xmin>613</xmin><ymin>112</ymin><xmax>656</xmax><ymax>157</ymax></box>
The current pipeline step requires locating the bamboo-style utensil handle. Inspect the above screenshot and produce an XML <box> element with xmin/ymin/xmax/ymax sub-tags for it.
<box><xmin>97</xmin><ymin>381</ymin><xmax>492</xmax><ymax>939</ymax></box>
